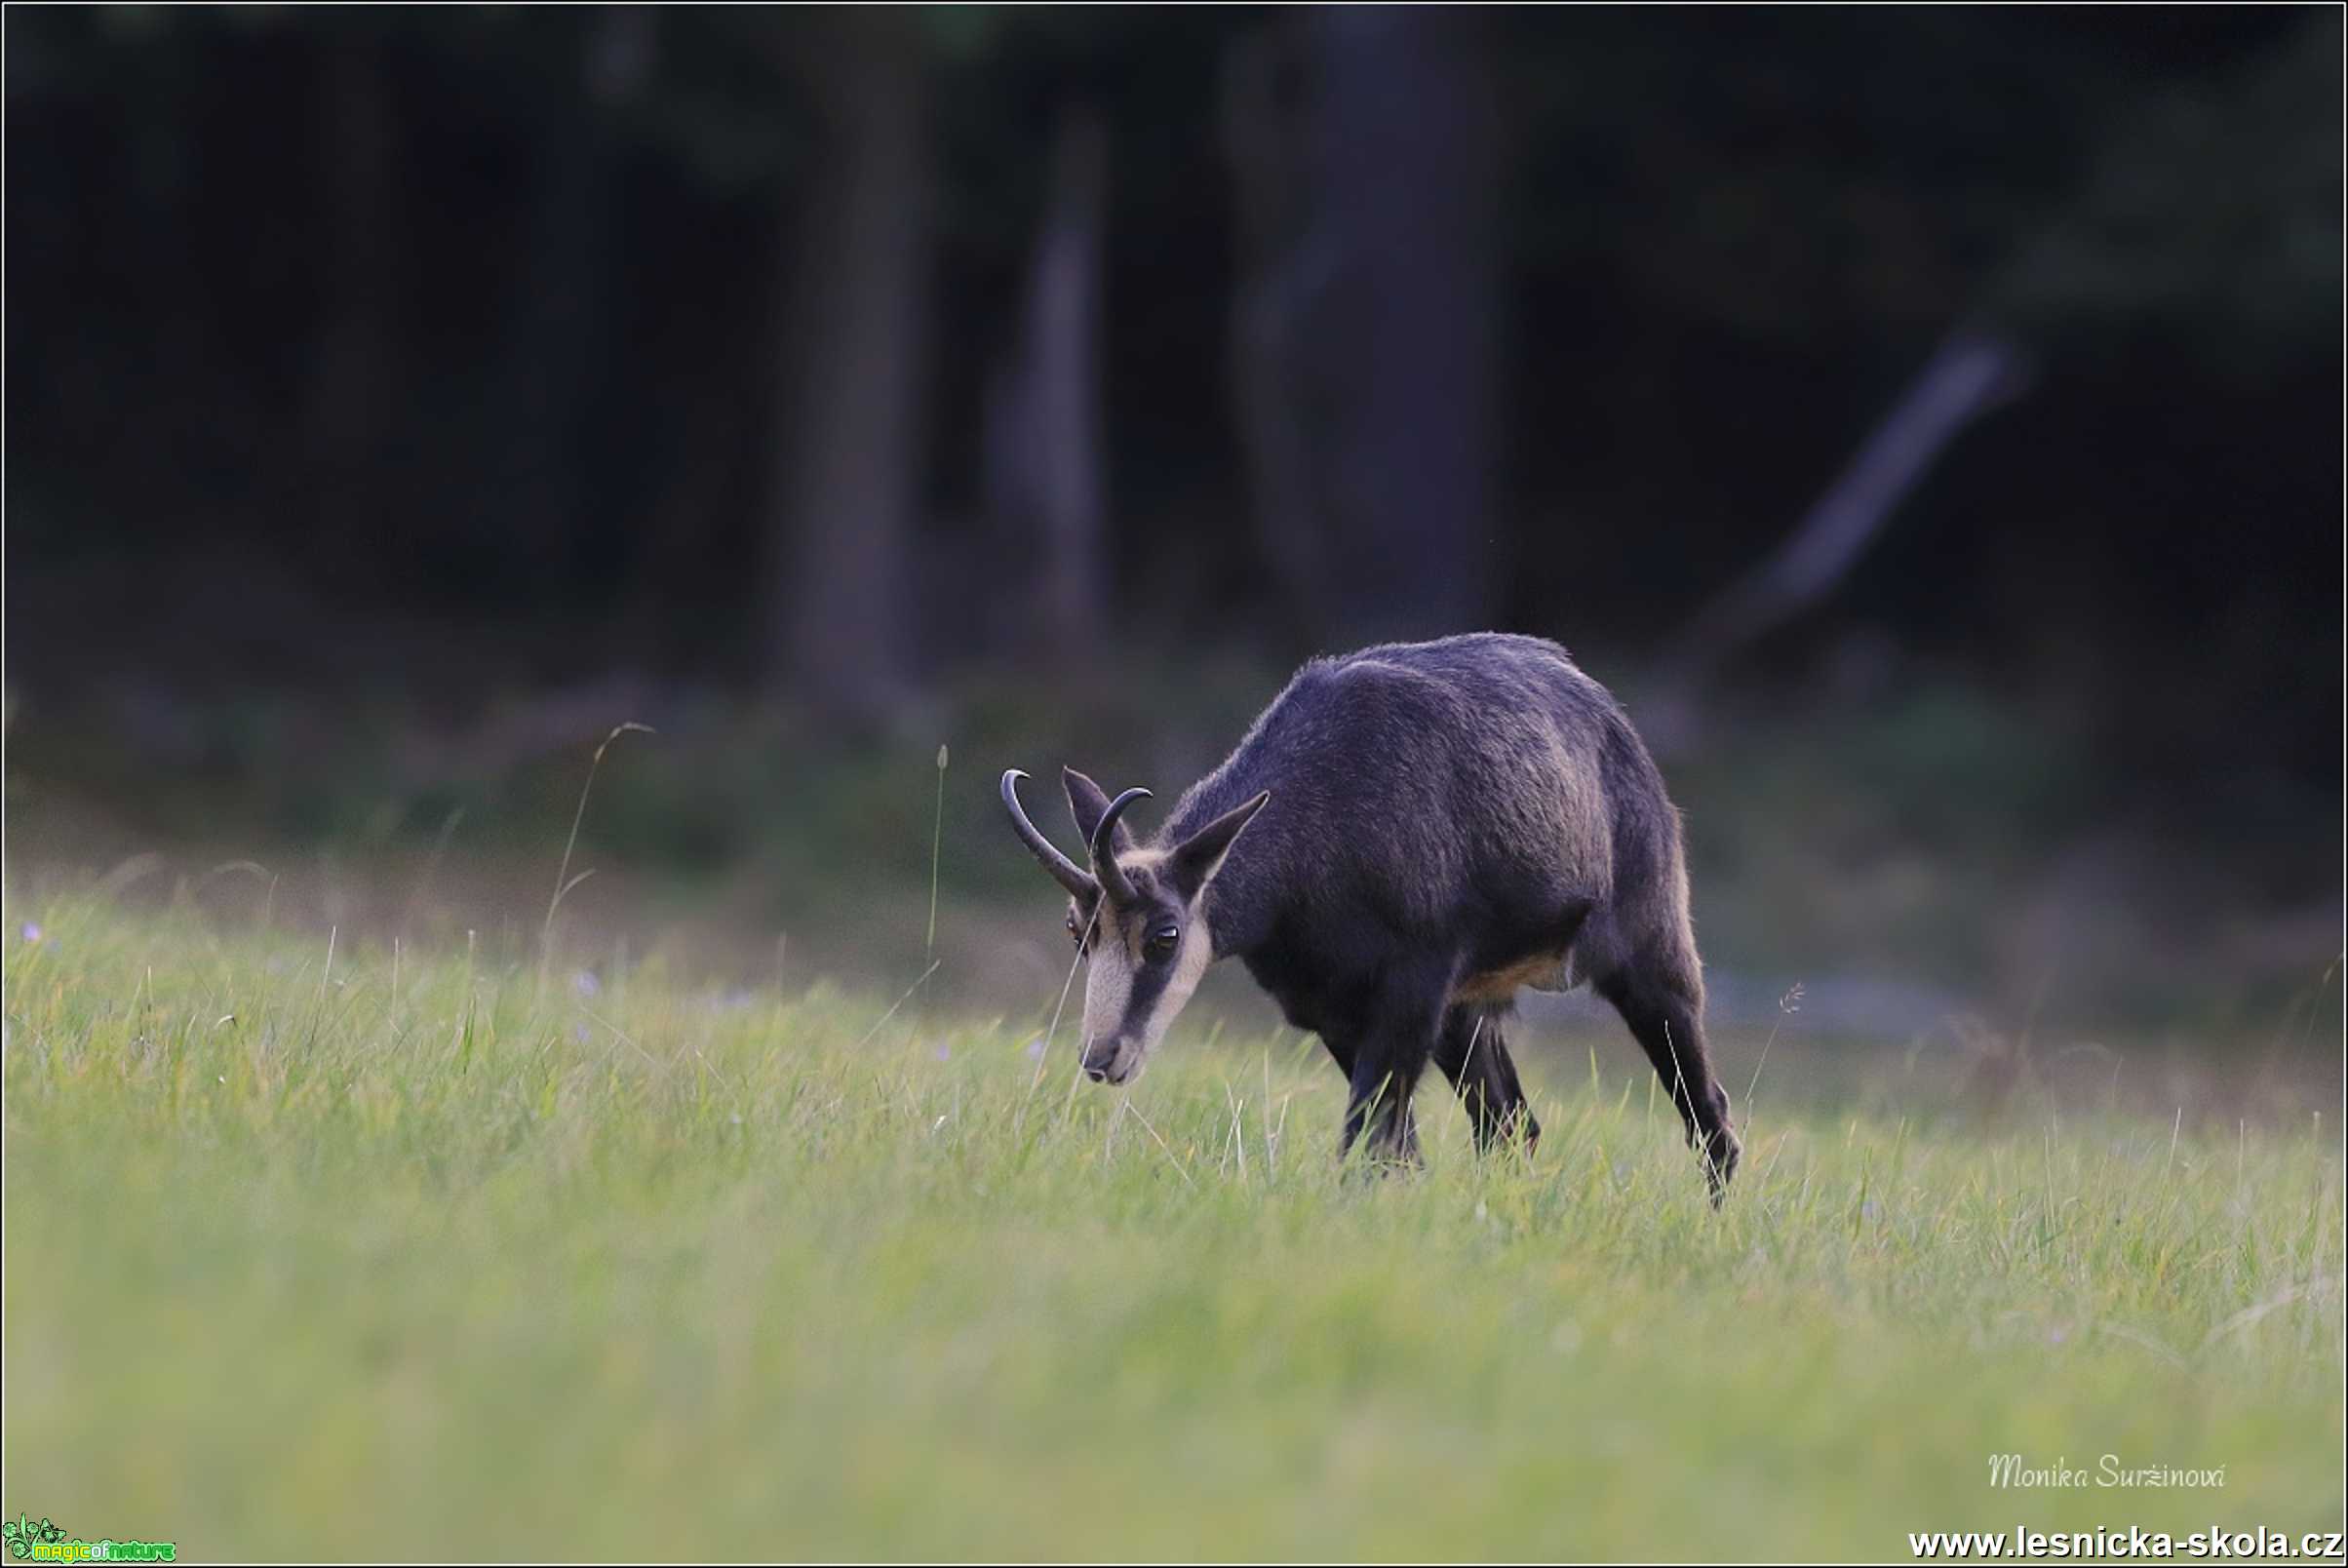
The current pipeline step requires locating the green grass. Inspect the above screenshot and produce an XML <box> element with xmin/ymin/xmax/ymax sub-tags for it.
<box><xmin>4</xmin><ymin>896</ymin><xmax>2341</xmax><ymax>1560</ymax></box>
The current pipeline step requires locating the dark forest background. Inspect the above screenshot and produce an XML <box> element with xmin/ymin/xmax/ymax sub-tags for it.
<box><xmin>4</xmin><ymin>6</ymin><xmax>2341</xmax><ymax>1043</ymax></box>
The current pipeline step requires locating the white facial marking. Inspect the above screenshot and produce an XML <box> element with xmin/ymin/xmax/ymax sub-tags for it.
<box><xmin>1140</xmin><ymin>921</ymin><xmax>1215</xmax><ymax>1054</ymax></box>
<box><xmin>1078</xmin><ymin>872</ymin><xmax>1215</xmax><ymax>1081</ymax></box>
<box><xmin>1080</xmin><ymin>939</ymin><xmax>1136</xmax><ymax>1058</ymax></box>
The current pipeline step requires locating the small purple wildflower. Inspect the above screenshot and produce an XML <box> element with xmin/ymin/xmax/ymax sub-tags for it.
<box><xmin>20</xmin><ymin>922</ymin><xmax>40</xmax><ymax>943</ymax></box>
<box><xmin>571</xmin><ymin>969</ymin><xmax>602</xmax><ymax>998</ymax></box>
<box><xmin>933</xmin><ymin>1042</ymin><xmax>953</xmax><ymax>1062</ymax></box>
<box><xmin>572</xmin><ymin>1023</ymin><xmax>592</xmax><ymax>1044</ymax></box>
<box><xmin>1024</xmin><ymin>1038</ymin><xmax>1046</xmax><ymax>1061</ymax></box>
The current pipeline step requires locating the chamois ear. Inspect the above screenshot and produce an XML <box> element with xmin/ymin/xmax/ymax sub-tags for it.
<box><xmin>1062</xmin><ymin>766</ymin><xmax>1134</xmax><ymax>856</ymax></box>
<box><xmin>1169</xmin><ymin>791</ymin><xmax>1271</xmax><ymax>898</ymax></box>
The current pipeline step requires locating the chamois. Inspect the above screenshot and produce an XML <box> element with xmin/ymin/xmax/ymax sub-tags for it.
<box><xmin>1001</xmin><ymin>632</ymin><xmax>1741</xmax><ymax>1196</ymax></box>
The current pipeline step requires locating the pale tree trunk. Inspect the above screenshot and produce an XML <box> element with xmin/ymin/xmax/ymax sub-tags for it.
<box><xmin>1665</xmin><ymin>328</ymin><xmax>2028</xmax><ymax>689</ymax></box>
<box><xmin>767</xmin><ymin>16</ymin><xmax>930</xmax><ymax>720</ymax></box>
<box><xmin>1637</xmin><ymin>325</ymin><xmax>2028</xmax><ymax>758</ymax></box>
<box><xmin>983</xmin><ymin>105</ymin><xmax>1109</xmax><ymax>660</ymax></box>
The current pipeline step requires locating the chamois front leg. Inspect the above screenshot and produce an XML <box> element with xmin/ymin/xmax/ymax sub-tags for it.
<box><xmin>1336</xmin><ymin>957</ymin><xmax>1453</xmax><ymax>1170</ymax></box>
<box><xmin>1341</xmin><ymin>1049</ymin><xmax>1424</xmax><ymax>1169</ymax></box>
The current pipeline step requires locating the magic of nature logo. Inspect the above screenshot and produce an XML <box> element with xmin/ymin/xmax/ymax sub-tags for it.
<box><xmin>2</xmin><ymin>1514</ymin><xmax>176</xmax><ymax>1563</ymax></box>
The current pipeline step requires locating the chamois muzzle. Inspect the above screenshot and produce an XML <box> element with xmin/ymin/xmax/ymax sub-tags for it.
<box><xmin>1078</xmin><ymin>1036</ymin><xmax>1130</xmax><ymax>1083</ymax></box>
<box><xmin>1000</xmin><ymin>768</ymin><xmax>1097</xmax><ymax>900</ymax></box>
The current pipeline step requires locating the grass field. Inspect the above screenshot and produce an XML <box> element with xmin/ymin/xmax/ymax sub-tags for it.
<box><xmin>4</xmin><ymin>893</ymin><xmax>2341</xmax><ymax>1560</ymax></box>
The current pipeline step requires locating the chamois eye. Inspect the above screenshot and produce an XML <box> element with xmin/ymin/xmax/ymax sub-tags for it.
<box><xmin>1066</xmin><ymin>911</ymin><xmax>1087</xmax><ymax>950</ymax></box>
<box><xmin>1146</xmin><ymin>924</ymin><xmax>1180</xmax><ymax>960</ymax></box>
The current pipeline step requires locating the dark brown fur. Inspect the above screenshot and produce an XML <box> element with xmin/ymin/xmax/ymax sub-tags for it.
<box><xmin>1044</xmin><ymin>633</ymin><xmax>1740</xmax><ymax>1195</ymax></box>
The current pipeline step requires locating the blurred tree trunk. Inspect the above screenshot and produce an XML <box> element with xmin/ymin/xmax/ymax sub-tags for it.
<box><xmin>1222</xmin><ymin>28</ymin><xmax>1335</xmax><ymax>634</ymax></box>
<box><xmin>1224</xmin><ymin>12</ymin><xmax>1501</xmax><ymax>645</ymax></box>
<box><xmin>1638</xmin><ymin>326</ymin><xmax>2027</xmax><ymax>758</ymax></box>
<box><xmin>309</xmin><ymin>29</ymin><xmax>399</xmax><ymax>549</ymax></box>
<box><xmin>982</xmin><ymin>105</ymin><xmax>1109</xmax><ymax>662</ymax></box>
<box><xmin>501</xmin><ymin>9</ymin><xmax>651</xmax><ymax>588</ymax></box>
<box><xmin>766</xmin><ymin>15</ymin><xmax>931</xmax><ymax>721</ymax></box>
<box><xmin>1663</xmin><ymin>328</ymin><xmax>2028</xmax><ymax>690</ymax></box>
<box><xmin>1311</xmin><ymin>8</ymin><xmax>1501</xmax><ymax>641</ymax></box>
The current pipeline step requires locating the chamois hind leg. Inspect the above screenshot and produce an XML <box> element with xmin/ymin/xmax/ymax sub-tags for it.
<box><xmin>1432</xmin><ymin>1005</ymin><xmax>1540</xmax><ymax>1154</ymax></box>
<box><xmin>1592</xmin><ymin>933</ymin><xmax>1741</xmax><ymax>1199</ymax></box>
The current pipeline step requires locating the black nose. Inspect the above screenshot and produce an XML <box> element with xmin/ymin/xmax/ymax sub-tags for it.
<box><xmin>1080</xmin><ymin>1042</ymin><xmax>1119</xmax><ymax>1081</ymax></box>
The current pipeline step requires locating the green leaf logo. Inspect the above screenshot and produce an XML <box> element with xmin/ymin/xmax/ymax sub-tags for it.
<box><xmin>1</xmin><ymin>1515</ymin><xmax>68</xmax><ymax>1558</ymax></box>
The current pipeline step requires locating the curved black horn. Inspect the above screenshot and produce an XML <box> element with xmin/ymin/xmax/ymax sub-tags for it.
<box><xmin>1001</xmin><ymin>769</ymin><xmax>1098</xmax><ymax>899</ymax></box>
<box><xmin>1090</xmin><ymin>787</ymin><xmax>1152</xmax><ymax>905</ymax></box>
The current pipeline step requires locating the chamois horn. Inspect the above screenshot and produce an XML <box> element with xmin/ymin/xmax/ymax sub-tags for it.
<box><xmin>1090</xmin><ymin>787</ymin><xmax>1153</xmax><ymax>905</ymax></box>
<box><xmin>1001</xmin><ymin>769</ymin><xmax>1097</xmax><ymax>900</ymax></box>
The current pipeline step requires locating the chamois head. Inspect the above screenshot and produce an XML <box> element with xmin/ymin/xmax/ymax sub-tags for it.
<box><xmin>1000</xmin><ymin>766</ymin><xmax>1269</xmax><ymax>1084</ymax></box>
